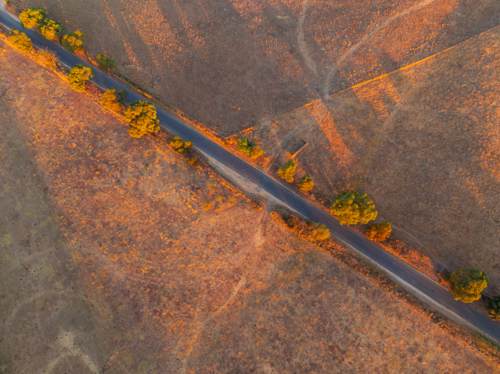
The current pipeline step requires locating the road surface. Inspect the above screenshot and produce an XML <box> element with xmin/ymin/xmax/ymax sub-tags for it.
<box><xmin>2</xmin><ymin>6</ymin><xmax>500</xmax><ymax>345</ymax></box>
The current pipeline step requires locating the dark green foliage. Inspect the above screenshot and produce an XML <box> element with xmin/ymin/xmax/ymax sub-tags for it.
<box><xmin>449</xmin><ymin>269</ymin><xmax>489</xmax><ymax>303</ymax></box>
<box><xmin>97</xmin><ymin>54</ymin><xmax>117</xmax><ymax>72</ymax></box>
<box><xmin>486</xmin><ymin>296</ymin><xmax>500</xmax><ymax>321</ymax></box>
<box><xmin>278</xmin><ymin>159</ymin><xmax>296</xmax><ymax>183</ymax></box>
<box><xmin>67</xmin><ymin>64</ymin><xmax>93</xmax><ymax>92</ymax></box>
<box><xmin>237</xmin><ymin>137</ymin><xmax>265</xmax><ymax>159</ymax></box>
<box><xmin>124</xmin><ymin>100</ymin><xmax>160</xmax><ymax>138</ymax></box>
<box><xmin>330</xmin><ymin>191</ymin><xmax>377</xmax><ymax>225</ymax></box>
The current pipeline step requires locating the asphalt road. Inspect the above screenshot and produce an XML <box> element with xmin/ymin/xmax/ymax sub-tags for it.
<box><xmin>2</xmin><ymin>7</ymin><xmax>500</xmax><ymax>345</ymax></box>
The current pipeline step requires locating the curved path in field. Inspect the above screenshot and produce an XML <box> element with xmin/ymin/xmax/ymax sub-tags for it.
<box><xmin>1</xmin><ymin>6</ymin><xmax>500</xmax><ymax>345</ymax></box>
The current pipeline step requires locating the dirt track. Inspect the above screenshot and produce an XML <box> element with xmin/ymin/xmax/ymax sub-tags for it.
<box><xmin>1</xmin><ymin>38</ymin><xmax>499</xmax><ymax>373</ymax></box>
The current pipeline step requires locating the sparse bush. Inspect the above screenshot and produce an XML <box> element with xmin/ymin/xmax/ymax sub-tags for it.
<box><xmin>366</xmin><ymin>222</ymin><xmax>392</xmax><ymax>242</ymax></box>
<box><xmin>237</xmin><ymin>137</ymin><xmax>265</xmax><ymax>159</ymax></box>
<box><xmin>67</xmin><ymin>64</ymin><xmax>93</xmax><ymax>92</ymax></box>
<box><xmin>39</xmin><ymin>19</ymin><xmax>64</xmax><ymax>41</ymax></box>
<box><xmin>36</xmin><ymin>48</ymin><xmax>57</xmax><ymax>70</ymax></box>
<box><xmin>101</xmin><ymin>88</ymin><xmax>127</xmax><ymax>112</ymax></box>
<box><xmin>485</xmin><ymin>296</ymin><xmax>500</xmax><ymax>321</ymax></box>
<box><xmin>306</xmin><ymin>222</ymin><xmax>330</xmax><ymax>241</ymax></box>
<box><xmin>188</xmin><ymin>157</ymin><xmax>200</xmax><ymax>168</ymax></box>
<box><xmin>449</xmin><ymin>269</ymin><xmax>488</xmax><ymax>303</ymax></box>
<box><xmin>62</xmin><ymin>31</ymin><xmax>85</xmax><ymax>53</ymax></box>
<box><xmin>8</xmin><ymin>30</ymin><xmax>33</xmax><ymax>54</ymax></box>
<box><xmin>124</xmin><ymin>100</ymin><xmax>160</xmax><ymax>138</ymax></box>
<box><xmin>97</xmin><ymin>54</ymin><xmax>117</xmax><ymax>72</ymax></box>
<box><xmin>330</xmin><ymin>191</ymin><xmax>377</xmax><ymax>225</ymax></box>
<box><xmin>19</xmin><ymin>7</ymin><xmax>46</xmax><ymax>29</ymax></box>
<box><xmin>278</xmin><ymin>159</ymin><xmax>296</xmax><ymax>183</ymax></box>
<box><xmin>170</xmin><ymin>136</ymin><xmax>192</xmax><ymax>153</ymax></box>
<box><xmin>298</xmin><ymin>174</ymin><xmax>314</xmax><ymax>192</ymax></box>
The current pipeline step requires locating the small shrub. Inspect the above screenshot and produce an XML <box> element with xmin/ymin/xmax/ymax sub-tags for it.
<box><xmin>237</xmin><ymin>137</ymin><xmax>265</xmax><ymax>159</ymax></box>
<box><xmin>170</xmin><ymin>136</ymin><xmax>192</xmax><ymax>153</ymax></box>
<box><xmin>101</xmin><ymin>88</ymin><xmax>127</xmax><ymax>112</ymax></box>
<box><xmin>187</xmin><ymin>157</ymin><xmax>200</xmax><ymax>168</ymax></box>
<box><xmin>366</xmin><ymin>222</ymin><xmax>392</xmax><ymax>241</ymax></box>
<box><xmin>124</xmin><ymin>100</ymin><xmax>160</xmax><ymax>138</ymax></box>
<box><xmin>330</xmin><ymin>191</ymin><xmax>377</xmax><ymax>225</ymax></box>
<box><xmin>36</xmin><ymin>48</ymin><xmax>57</xmax><ymax>70</ymax></box>
<box><xmin>97</xmin><ymin>54</ymin><xmax>117</xmax><ymax>72</ymax></box>
<box><xmin>39</xmin><ymin>19</ymin><xmax>64</xmax><ymax>41</ymax></box>
<box><xmin>8</xmin><ymin>30</ymin><xmax>33</xmax><ymax>54</ymax></box>
<box><xmin>298</xmin><ymin>174</ymin><xmax>314</xmax><ymax>192</ymax></box>
<box><xmin>306</xmin><ymin>222</ymin><xmax>330</xmax><ymax>241</ymax></box>
<box><xmin>19</xmin><ymin>7</ymin><xmax>46</xmax><ymax>29</ymax></box>
<box><xmin>67</xmin><ymin>64</ymin><xmax>93</xmax><ymax>92</ymax></box>
<box><xmin>286</xmin><ymin>217</ymin><xmax>296</xmax><ymax>228</ymax></box>
<box><xmin>449</xmin><ymin>269</ymin><xmax>488</xmax><ymax>303</ymax></box>
<box><xmin>278</xmin><ymin>159</ymin><xmax>296</xmax><ymax>183</ymax></box>
<box><xmin>62</xmin><ymin>31</ymin><xmax>85</xmax><ymax>53</ymax></box>
<box><xmin>485</xmin><ymin>296</ymin><xmax>500</xmax><ymax>321</ymax></box>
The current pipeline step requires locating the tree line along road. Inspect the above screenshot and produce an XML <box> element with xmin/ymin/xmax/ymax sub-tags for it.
<box><xmin>1</xmin><ymin>6</ymin><xmax>500</xmax><ymax>345</ymax></box>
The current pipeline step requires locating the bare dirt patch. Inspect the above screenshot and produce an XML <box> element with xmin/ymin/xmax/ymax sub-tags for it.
<box><xmin>1</xmin><ymin>40</ymin><xmax>499</xmax><ymax>372</ymax></box>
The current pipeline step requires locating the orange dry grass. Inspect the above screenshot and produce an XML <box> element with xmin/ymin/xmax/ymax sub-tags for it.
<box><xmin>2</xmin><ymin>38</ymin><xmax>499</xmax><ymax>372</ymax></box>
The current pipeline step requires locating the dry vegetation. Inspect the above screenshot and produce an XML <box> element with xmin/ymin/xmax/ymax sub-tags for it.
<box><xmin>11</xmin><ymin>0</ymin><xmax>500</xmax><ymax>136</ymax></box>
<box><xmin>243</xmin><ymin>26</ymin><xmax>500</xmax><ymax>293</ymax></box>
<box><xmin>1</xmin><ymin>40</ymin><xmax>499</xmax><ymax>373</ymax></box>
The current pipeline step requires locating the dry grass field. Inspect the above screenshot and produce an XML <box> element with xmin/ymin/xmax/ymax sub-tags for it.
<box><xmin>247</xmin><ymin>26</ymin><xmax>500</xmax><ymax>292</ymax></box>
<box><xmin>11</xmin><ymin>0</ymin><xmax>500</xmax><ymax>135</ymax></box>
<box><xmin>1</xmin><ymin>40</ymin><xmax>499</xmax><ymax>372</ymax></box>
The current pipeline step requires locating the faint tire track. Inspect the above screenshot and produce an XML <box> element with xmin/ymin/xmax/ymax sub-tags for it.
<box><xmin>322</xmin><ymin>0</ymin><xmax>436</xmax><ymax>99</ymax></box>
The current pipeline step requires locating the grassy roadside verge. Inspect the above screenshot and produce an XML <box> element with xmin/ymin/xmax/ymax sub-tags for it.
<box><xmin>2</xmin><ymin>13</ymin><xmax>500</xmax><ymax>366</ymax></box>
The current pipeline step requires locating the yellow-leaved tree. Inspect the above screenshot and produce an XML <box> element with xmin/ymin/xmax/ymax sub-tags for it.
<box><xmin>124</xmin><ymin>100</ymin><xmax>160</xmax><ymax>138</ymax></box>
<box><xmin>67</xmin><ymin>64</ymin><xmax>93</xmax><ymax>92</ymax></box>
<box><xmin>366</xmin><ymin>222</ymin><xmax>392</xmax><ymax>241</ymax></box>
<box><xmin>330</xmin><ymin>191</ymin><xmax>377</xmax><ymax>225</ymax></box>
<box><xmin>449</xmin><ymin>269</ymin><xmax>488</xmax><ymax>303</ymax></box>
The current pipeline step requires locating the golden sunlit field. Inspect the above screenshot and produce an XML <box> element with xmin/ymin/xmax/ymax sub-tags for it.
<box><xmin>1</xmin><ymin>39</ymin><xmax>499</xmax><ymax>372</ymax></box>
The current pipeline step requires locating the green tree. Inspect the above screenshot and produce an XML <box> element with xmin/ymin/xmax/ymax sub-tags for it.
<box><xmin>278</xmin><ymin>159</ymin><xmax>296</xmax><ymax>183</ymax></box>
<box><xmin>62</xmin><ymin>31</ymin><xmax>85</xmax><ymax>53</ymax></box>
<box><xmin>306</xmin><ymin>222</ymin><xmax>330</xmax><ymax>241</ymax></box>
<box><xmin>124</xmin><ymin>100</ymin><xmax>160</xmax><ymax>138</ymax></box>
<box><xmin>67</xmin><ymin>64</ymin><xmax>93</xmax><ymax>92</ymax></box>
<box><xmin>8</xmin><ymin>30</ymin><xmax>32</xmax><ymax>54</ymax></box>
<box><xmin>298</xmin><ymin>175</ymin><xmax>314</xmax><ymax>192</ymax></box>
<box><xmin>449</xmin><ymin>269</ymin><xmax>488</xmax><ymax>303</ymax></box>
<box><xmin>485</xmin><ymin>296</ymin><xmax>500</xmax><ymax>321</ymax></box>
<box><xmin>237</xmin><ymin>137</ymin><xmax>265</xmax><ymax>159</ymax></box>
<box><xmin>19</xmin><ymin>7</ymin><xmax>46</xmax><ymax>29</ymax></box>
<box><xmin>170</xmin><ymin>136</ymin><xmax>193</xmax><ymax>153</ymax></box>
<box><xmin>97</xmin><ymin>54</ymin><xmax>117</xmax><ymax>72</ymax></box>
<box><xmin>39</xmin><ymin>19</ymin><xmax>64</xmax><ymax>41</ymax></box>
<box><xmin>330</xmin><ymin>191</ymin><xmax>377</xmax><ymax>225</ymax></box>
<box><xmin>366</xmin><ymin>222</ymin><xmax>392</xmax><ymax>242</ymax></box>
<box><xmin>101</xmin><ymin>88</ymin><xmax>127</xmax><ymax>112</ymax></box>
